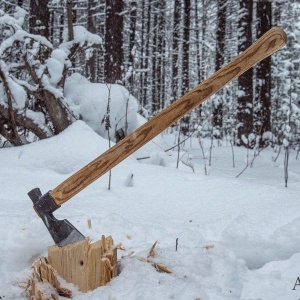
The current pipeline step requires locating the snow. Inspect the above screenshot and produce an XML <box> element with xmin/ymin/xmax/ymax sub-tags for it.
<box><xmin>60</xmin><ymin>26</ymin><xmax>102</xmax><ymax>51</ymax></box>
<box><xmin>47</xmin><ymin>49</ymin><xmax>70</xmax><ymax>86</ymax></box>
<box><xmin>65</xmin><ymin>73</ymin><xmax>139</xmax><ymax>141</ymax></box>
<box><xmin>0</xmin><ymin>61</ymin><xmax>26</xmax><ymax>108</ymax></box>
<box><xmin>24</xmin><ymin>110</ymin><xmax>46</xmax><ymax>129</ymax></box>
<box><xmin>0</xmin><ymin>7</ymin><xmax>25</xmax><ymax>33</ymax></box>
<box><xmin>0</xmin><ymin>30</ymin><xmax>52</xmax><ymax>56</ymax></box>
<box><xmin>0</xmin><ymin>119</ymin><xmax>300</xmax><ymax>299</ymax></box>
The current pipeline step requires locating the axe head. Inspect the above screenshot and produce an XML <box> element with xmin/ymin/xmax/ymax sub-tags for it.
<box><xmin>28</xmin><ymin>188</ymin><xmax>85</xmax><ymax>247</ymax></box>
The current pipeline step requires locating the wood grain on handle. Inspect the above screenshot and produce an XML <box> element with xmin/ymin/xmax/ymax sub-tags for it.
<box><xmin>51</xmin><ymin>27</ymin><xmax>287</xmax><ymax>205</ymax></box>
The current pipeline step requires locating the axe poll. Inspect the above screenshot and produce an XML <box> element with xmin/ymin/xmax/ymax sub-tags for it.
<box><xmin>28</xmin><ymin>27</ymin><xmax>287</xmax><ymax>247</ymax></box>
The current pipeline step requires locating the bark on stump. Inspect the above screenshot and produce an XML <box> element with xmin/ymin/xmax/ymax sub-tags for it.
<box><xmin>27</xmin><ymin>236</ymin><xmax>118</xmax><ymax>298</ymax></box>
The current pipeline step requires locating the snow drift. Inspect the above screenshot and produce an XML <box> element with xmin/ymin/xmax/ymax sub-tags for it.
<box><xmin>0</xmin><ymin>121</ymin><xmax>300</xmax><ymax>299</ymax></box>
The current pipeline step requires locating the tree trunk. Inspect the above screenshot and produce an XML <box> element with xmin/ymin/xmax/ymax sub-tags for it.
<box><xmin>151</xmin><ymin>10</ymin><xmax>158</xmax><ymax>113</ymax></box>
<box><xmin>86</xmin><ymin>0</ymin><xmax>97</xmax><ymax>82</ymax></box>
<box><xmin>212</xmin><ymin>0</ymin><xmax>227</xmax><ymax>136</ymax></box>
<box><xmin>66</xmin><ymin>0</ymin><xmax>74</xmax><ymax>41</ymax></box>
<box><xmin>255</xmin><ymin>1</ymin><xmax>272</xmax><ymax>146</ymax></box>
<box><xmin>200</xmin><ymin>0</ymin><xmax>208</xmax><ymax>82</ymax></box>
<box><xmin>29</xmin><ymin>0</ymin><xmax>50</xmax><ymax>39</ymax></box>
<box><xmin>142</xmin><ymin>0</ymin><xmax>152</xmax><ymax>108</ymax></box>
<box><xmin>194</xmin><ymin>1</ymin><xmax>201</xmax><ymax>84</ymax></box>
<box><xmin>151</xmin><ymin>2</ymin><xmax>165</xmax><ymax>114</ymax></box>
<box><xmin>129</xmin><ymin>0</ymin><xmax>137</xmax><ymax>68</ymax></box>
<box><xmin>237</xmin><ymin>0</ymin><xmax>253</xmax><ymax>147</ymax></box>
<box><xmin>172</xmin><ymin>0</ymin><xmax>181</xmax><ymax>101</ymax></box>
<box><xmin>41</xmin><ymin>90</ymin><xmax>70</xmax><ymax>135</ymax></box>
<box><xmin>182</xmin><ymin>0</ymin><xmax>190</xmax><ymax>96</ymax></box>
<box><xmin>139</xmin><ymin>0</ymin><xmax>146</xmax><ymax>107</ymax></box>
<box><xmin>59</xmin><ymin>13</ymin><xmax>64</xmax><ymax>44</ymax></box>
<box><xmin>104</xmin><ymin>0</ymin><xmax>124</xmax><ymax>84</ymax></box>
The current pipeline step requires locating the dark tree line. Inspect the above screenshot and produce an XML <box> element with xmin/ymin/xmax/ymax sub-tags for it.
<box><xmin>0</xmin><ymin>0</ymin><xmax>299</xmax><ymax>150</ymax></box>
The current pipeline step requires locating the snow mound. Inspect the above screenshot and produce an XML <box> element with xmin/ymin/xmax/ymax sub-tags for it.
<box><xmin>65</xmin><ymin>73</ymin><xmax>139</xmax><ymax>142</ymax></box>
<box><xmin>14</xmin><ymin>121</ymin><xmax>111</xmax><ymax>174</ymax></box>
<box><xmin>220</xmin><ymin>215</ymin><xmax>300</xmax><ymax>269</ymax></box>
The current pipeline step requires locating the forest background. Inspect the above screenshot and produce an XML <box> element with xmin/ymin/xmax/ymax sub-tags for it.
<box><xmin>0</xmin><ymin>0</ymin><xmax>299</xmax><ymax>154</ymax></box>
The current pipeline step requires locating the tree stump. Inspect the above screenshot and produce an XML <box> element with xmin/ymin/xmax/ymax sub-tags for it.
<box><xmin>27</xmin><ymin>236</ymin><xmax>118</xmax><ymax>298</ymax></box>
<box><xmin>48</xmin><ymin>236</ymin><xmax>117</xmax><ymax>292</ymax></box>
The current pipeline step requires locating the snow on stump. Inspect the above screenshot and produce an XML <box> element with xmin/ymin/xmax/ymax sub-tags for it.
<box><xmin>27</xmin><ymin>236</ymin><xmax>118</xmax><ymax>298</ymax></box>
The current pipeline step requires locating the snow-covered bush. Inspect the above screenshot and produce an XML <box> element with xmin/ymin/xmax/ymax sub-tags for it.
<box><xmin>0</xmin><ymin>6</ymin><xmax>111</xmax><ymax>147</ymax></box>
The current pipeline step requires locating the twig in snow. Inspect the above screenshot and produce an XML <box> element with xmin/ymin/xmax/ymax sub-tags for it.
<box><xmin>102</xmin><ymin>84</ymin><xmax>112</xmax><ymax>190</ymax></box>
<box><xmin>236</xmin><ymin>147</ymin><xmax>265</xmax><ymax>178</ymax></box>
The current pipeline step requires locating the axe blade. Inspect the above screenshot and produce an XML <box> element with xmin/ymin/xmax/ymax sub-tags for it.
<box><xmin>43</xmin><ymin>215</ymin><xmax>86</xmax><ymax>247</ymax></box>
<box><xmin>28</xmin><ymin>188</ymin><xmax>85</xmax><ymax>247</ymax></box>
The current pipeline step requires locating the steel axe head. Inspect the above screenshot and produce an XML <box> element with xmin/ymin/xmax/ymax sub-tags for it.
<box><xmin>28</xmin><ymin>188</ymin><xmax>85</xmax><ymax>247</ymax></box>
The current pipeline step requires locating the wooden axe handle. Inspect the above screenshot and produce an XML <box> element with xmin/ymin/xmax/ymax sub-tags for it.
<box><xmin>51</xmin><ymin>27</ymin><xmax>287</xmax><ymax>205</ymax></box>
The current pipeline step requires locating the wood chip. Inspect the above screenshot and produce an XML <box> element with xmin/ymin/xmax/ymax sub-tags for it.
<box><xmin>26</xmin><ymin>257</ymin><xmax>73</xmax><ymax>299</ymax></box>
<box><xmin>132</xmin><ymin>240</ymin><xmax>172</xmax><ymax>274</ymax></box>
<box><xmin>147</xmin><ymin>240</ymin><xmax>158</xmax><ymax>258</ymax></box>
<box><xmin>154</xmin><ymin>263</ymin><xmax>172</xmax><ymax>274</ymax></box>
<box><xmin>113</xmin><ymin>243</ymin><xmax>125</xmax><ymax>251</ymax></box>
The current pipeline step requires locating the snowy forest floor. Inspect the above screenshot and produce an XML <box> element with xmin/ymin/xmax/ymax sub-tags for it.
<box><xmin>1</xmin><ymin>121</ymin><xmax>300</xmax><ymax>300</ymax></box>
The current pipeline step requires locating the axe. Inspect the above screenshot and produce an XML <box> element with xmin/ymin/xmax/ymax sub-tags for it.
<box><xmin>28</xmin><ymin>27</ymin><xmax>287</xmax><ymax>247</ymax></box>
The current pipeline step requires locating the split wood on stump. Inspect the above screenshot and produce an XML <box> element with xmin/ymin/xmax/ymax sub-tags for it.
<box><xmin>27</xmin><ymin>236</ymin><xmax>118</xmax><ymax>299</ymax></box>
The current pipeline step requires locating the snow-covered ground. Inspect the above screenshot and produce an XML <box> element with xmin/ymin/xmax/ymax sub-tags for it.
<box><xmin>1</xmin><ymin>120</ymin><xmax>300</xmax><ymax>300</ymax></box>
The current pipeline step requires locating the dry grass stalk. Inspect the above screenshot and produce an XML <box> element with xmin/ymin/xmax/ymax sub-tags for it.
<box><xmin>87</xmin><ymin>219</ymin><xmax>92</xmax><ymax>229</ymax></box>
